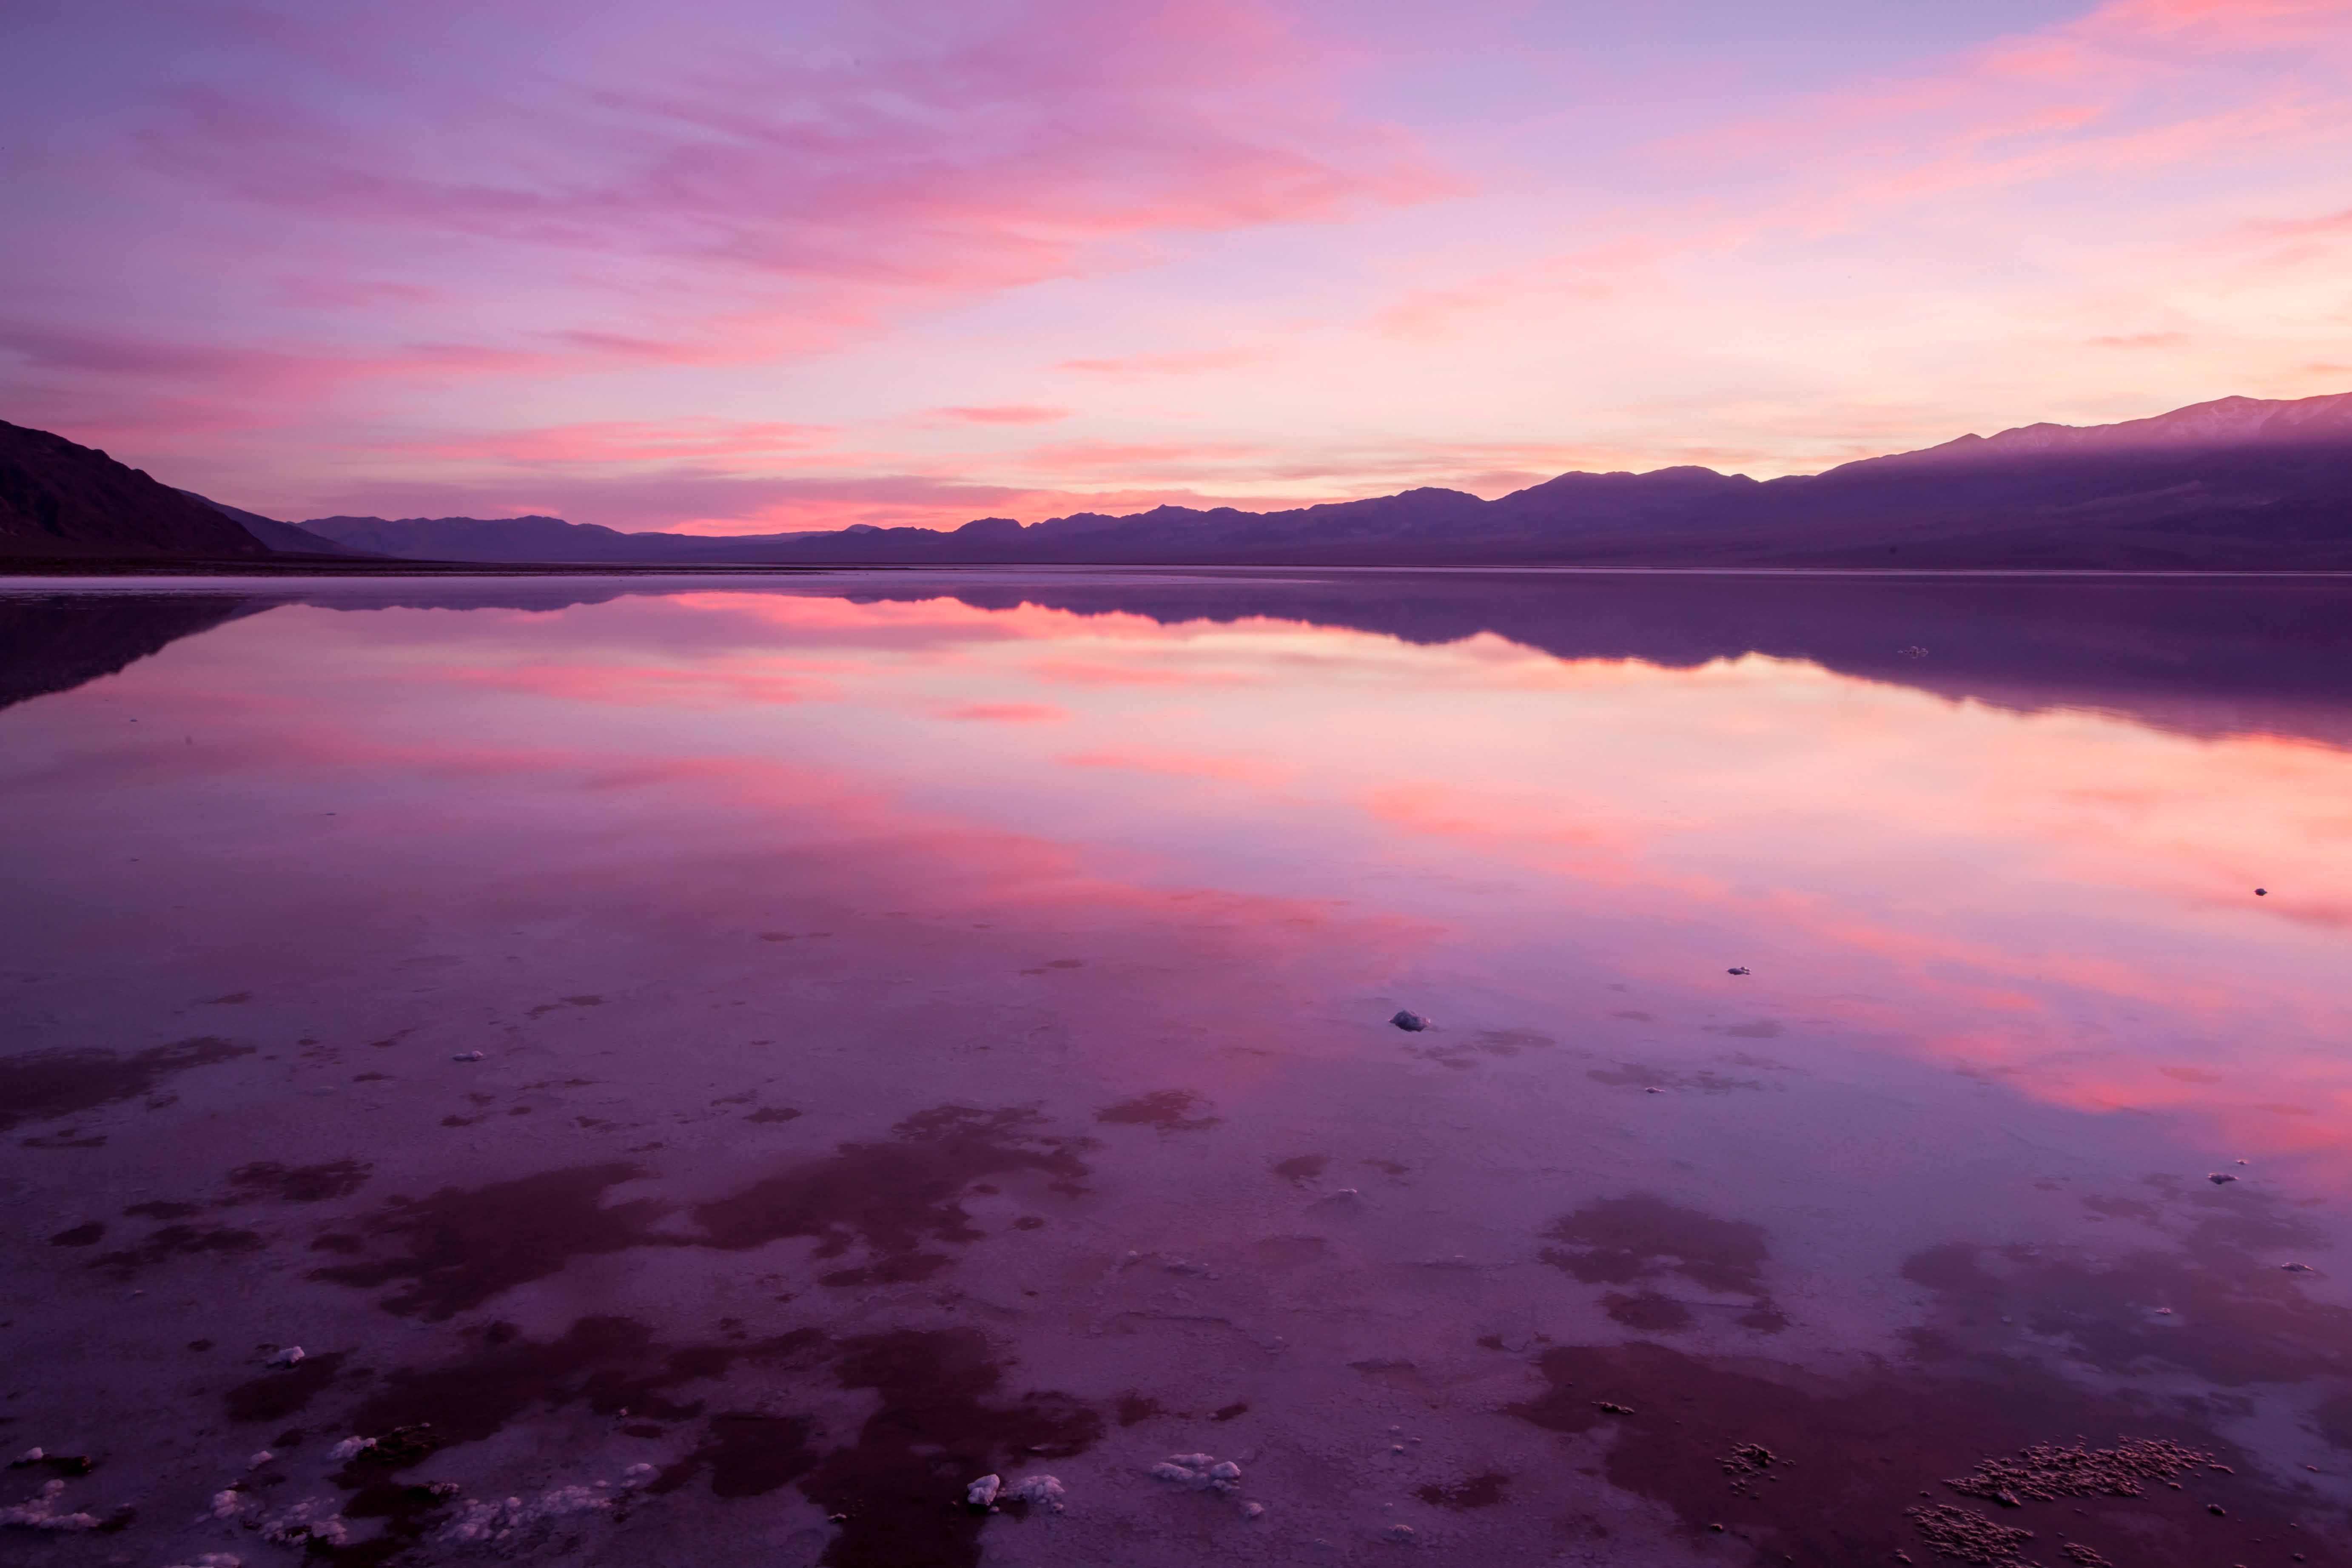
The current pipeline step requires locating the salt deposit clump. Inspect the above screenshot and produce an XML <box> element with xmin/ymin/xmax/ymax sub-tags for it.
<box><xmin>1150</xmin><ymin>1455</ymin><xmax>1243</xmax><ymax>1495</ymax></box>
<box><xmin>964</xmin><ymin>1472</ymin><xmax>1066</xmax><ymax>1511</ymax></box>
<box><xmin>255</xmin><ymin>1496</ymin><xmax>349</xmax><ymax>1547</ymax></box>
<box><xmin>1</xmin><ymin>1478</ymin><xmax>101</xmax><ymax>1532</ymax></box>
<box><xmin>440</xmin><ymin>1485</ymin><xmax>613</xmax><ymax>1545</ymax></box>
<box><xmin>1004</xmin><ymin>1474</ymin><xmax>1067</xmax><ymax>1511</ymax></box>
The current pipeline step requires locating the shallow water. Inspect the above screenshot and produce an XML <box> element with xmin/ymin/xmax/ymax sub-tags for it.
<box><xmin>3</xmin><ymin>569</ymin><xmax>2349</xmax><ymax>1568</ymax></box>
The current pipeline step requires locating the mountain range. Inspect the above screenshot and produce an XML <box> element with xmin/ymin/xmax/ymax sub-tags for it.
<box><xmin>5</xmin><ymin>391</ymin><xmax>2349</xmax><ymax>569</ymax></box>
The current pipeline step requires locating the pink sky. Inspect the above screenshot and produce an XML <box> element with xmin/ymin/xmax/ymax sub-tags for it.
<box><xmin>6</xmin><ymin>0</ymin><xmax>2352</xmax><ymax>532</ymax></box>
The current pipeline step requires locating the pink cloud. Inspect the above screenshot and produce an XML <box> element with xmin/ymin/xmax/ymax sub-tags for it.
<box><xmin>1061</xmin><ymin>747</ymin><xmax>1290</xmax><ymax>785</ymax></box>
<box><xmin>1056</xmin><ymin>349</ymin><xmax>1268</xmax><ymax>375</ymax></box>
<box><xmin>417</xmin><ymin>418</ymin><xmax>843</xmax><ymax>465</ymax></box>
<box><xmin>928</xmin><ymin>405</ymin><xmax>1073</xmax><ymax>425</ymax></box>
<box><xmin>937</xmin><ymin>703</ymin><xmax>1071</xmax><ymax>723</ymax></box>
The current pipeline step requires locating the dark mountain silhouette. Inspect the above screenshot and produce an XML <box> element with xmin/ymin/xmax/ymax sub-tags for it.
<box><xmin>294</xmin><ymin>391</ymin><xmax>2352</xmax><ymax>570</ymax></box>
<box><xmin>177</xmin><ymin>492</ymin><xmax>376</xmax><ymax>557</ymax></box>
<box><xmin>0</xmin><ymin>421</ymin><xmax>272</xmax><ymax>560</ymax></box>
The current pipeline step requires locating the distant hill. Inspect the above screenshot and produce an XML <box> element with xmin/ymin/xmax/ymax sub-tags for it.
<box><xmin>176</xmin><ymin>492</ymin><xmax>377</xmax><ymax>558</ymax></box>
<box><xmin>0</xmin><ymin>421</ymin><xmax>271</xmax><ymax>559</ymax></box>
<box><xmin>295</xmin><ymin>390</ymin><xmax>2352</xmax><ymax>571</ymax></box>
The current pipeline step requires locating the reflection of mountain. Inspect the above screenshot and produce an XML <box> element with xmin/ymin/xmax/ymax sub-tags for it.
<box><xmin>869</xmin><ymin>572</ymin><xmax>2352</xmax><ymax>748</ymax></box>
<box><xmin>0</xmin><ymin>593</ymin><xmax>263</xmax><ymax>711</ymax></box>
<box><xmin>6</xmin><ymin>571</ymin><xmax>2349</xmax><ymax>751</ymax></box>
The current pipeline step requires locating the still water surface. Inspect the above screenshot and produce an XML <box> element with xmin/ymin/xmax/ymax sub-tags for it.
<box><xmin>3</xmin><ymin>570</ymin><xmax>2349</xmax><ymax>1567</ymax></box>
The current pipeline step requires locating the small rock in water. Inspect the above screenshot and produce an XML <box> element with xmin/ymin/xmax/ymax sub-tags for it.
<box><xmin>1391</xmin><ymin>1011</ymin><xmax>1431</xmax><ymax>1033</ymax></box>
<box><xmin>965</xmin><ymin>1474</ymin><xmax>1001</xmax><ymax>1508</ymax></box>
<box><xmin>2282</xmin><ymin>1262</ymin><xmax>2315</xmax><ymax>1273</ymax></box>
<box><xmin>1727</xmin><ymin>966</ymin><xmax>1751</xmax><ymax>976</ymax></box>
<box><xmin>2209</xmin><ymin>1173</ymin><xmax>2238</xmax><ymax>1185</ymax></box>
<box><xmin>1644</xmin><ymin>1087</ymin><xmax>1664</xmax><ymax>1094</ymax></box>
<box><xmin>453</xmin><ymin>1050</ymin><xmax>485</xmax><ymax>1062</ymax></box>
<box><xmin>2255</xmin><ymin>888</ymin><xmax>2267</xmax><ymax>896</ymax></box>
<box><xmin>1384</xmin><ymin>1523</ymin><xmax>1417</xmax><ymax>1542</ymax></box>
<box><xmin>269</xmin><ymin>1346</ymin><xmax>305</xmax><ymax>1367</ymax></box>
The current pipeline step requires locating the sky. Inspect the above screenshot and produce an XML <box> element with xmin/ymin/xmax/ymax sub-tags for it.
<box><xmin>4</xmin><ymin>0</ymin><xmax>2351</xmax><ymax>534</ymax></box>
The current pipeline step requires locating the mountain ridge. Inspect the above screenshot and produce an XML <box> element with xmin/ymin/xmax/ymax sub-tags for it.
<box><xmin>290</xmin><ymin>389</ymin><xmax>2352</xmax><ymax>570</ymax></box>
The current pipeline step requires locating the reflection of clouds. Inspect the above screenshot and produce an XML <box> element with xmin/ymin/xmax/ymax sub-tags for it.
<box><xmin>15</xmin><ymin>586</ymin><xmax>2352</xmax><ymax>1188</ymax></box>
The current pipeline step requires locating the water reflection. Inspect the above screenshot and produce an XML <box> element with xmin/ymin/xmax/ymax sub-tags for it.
<box><xmin>3</xmin><ymin>570</ymin><xmax>2349</xmax><ymax>1567</ymax></box>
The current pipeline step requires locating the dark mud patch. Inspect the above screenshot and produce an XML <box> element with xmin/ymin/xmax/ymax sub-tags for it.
<box><xmin>1418</xmin><ymin>1471</ymin><xmax>1509</xmax><ymax>1508</ymax></box>
<box><xmin>801</xmin><ymin>1328</ymin><xmax>1102</xmax><ymax>1568</ymax></box>
<box><xmin>1588</xmin><ymin>1062</ymin><xmax>1771</xmax><ymax>1093</ymax></box>
<box><xmin>222</xmin><ymin>1158</ymin><xmax>372</xmax><ymax>1204</ymax></box>
<box><xmin>347</xmin><ymin>1317</ymin><xmax>825</xmax><ymax>1451</ymax></box>
<box><xmin>1116</xmin><ymin>1394</ymin><xmax>1162</xmax><ymax>1426</ymax></box>
<box><xmin>1505</xmin><ymin>1340</ymin><xmax>2342</xmax><ymax>1568</ymax></box>
<box><xmin>654</xmin><ymin>1412</ymin><xmax>818</xmax><ymax>1497</ymax></box>
<box><xmin>227</xmin><ymin>1350</ymin><xmax>351</xmax><ymax>1423</ymax></box>
<box><xmin>0</xmin><ymin>1036</ymin><xmax>253</xmax><ymax>1132</ymax></box>
<box><xmin>308</xmin><ymin>1163</ymin><xmax>681</xmax><ymax>1320</ymax></box>
<box><xmin>89</xmin><ymin>1223</ymin><xmax>265</xmax><ymax>1278</ymax></box>
<box><xmin>524</xmin><ymin>995</ymin><xmax>605</xmax><ymax>1018</ymax></box>
<box><xmin>1901</xmin><ymin>1208</ymin><xmax>2352</xmax><ymax>1386</ymax></box>
<box><xmin>1273</xmin><ymin>1154</ymin><xmax>1329</xmax><ymax>1183</ymax></box>
<box><xmin>693</xmin><ymin>1106</ymin><xmax>1093</xmax><ymax>1283</ymax></box>
<box><xmin>746</xmin><ymin>1107</ymin><xmax>803</xmax><ymax>1124</ymax></box>
<box><xmin>1542</xmin><ymin>1194</ymin><xmax>1770</xmax><ymax>1295</ymax></box>
<box><xmin>122</xmin><ymin>1200</ymin><xmax>201</xmax><ymax>1219</ymax></box>
<box><xmin>47</xmin><ymin>1221</ymin><xmax>104</xmax><ymax>1246</ymax></box>
<box><xmin>1706</xmin><ymin>1019</ymin><xmax>1784</xmax><ymax>1038</ymax></box>
<box><xmin>1094</xmin><ymin>1090</ymin><xmax>1219</xmax><ymax>1132</ymax></box>
<box><xmin>1606</xmin><ymin>1292</ymin><xmax>1696</xmax><ymax>1332</ymax></box>
<box><xmin>1471</xmin><ymin>1028</ymin><xmax>1558</xmax><ymax>1056</ymax></box>
<box><xmin>1546</xmin><ymin>1195</ymin><xmax>1786</xmax><ymax>1334</ymax></box>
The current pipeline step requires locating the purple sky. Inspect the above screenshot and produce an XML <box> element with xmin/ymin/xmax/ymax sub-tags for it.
<box><xmin>6</xmin><ymin>0</ymin><xmax>2349</xmax><ymax>532</ymax></box>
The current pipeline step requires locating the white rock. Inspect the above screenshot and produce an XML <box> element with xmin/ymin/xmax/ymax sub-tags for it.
<box><xmin>327</xmin><ymin>1437</ymin><xmax>376</xmax><ymax>1462</ymax></box>
<box><xmin>247</xmin><ymin>1451</ymin><xmax>273</xmax><ymax>1467</ymax></box>
<box><xmin>1168</xmin><ymin>1453</ymin><xmax>1219</xmax><ymax>1469</ymax></box>
<box><xmin>1385</xmin><ymin>1523</ymin><xmax>1417</xmax><ymax>1542</ymax></box>
<box><xmin>1242</xmin><ymin>1501</ymin><xmax>1266</xmax><ymax>1519</ymax></box>
<box><xmin>965</xmin><ymin>1474</ymin><xmax>1001</xmax><ymax>1508</ymax></box>
<box><xmin>1149</xmin><ymin>1462</ymin><xmax>1201</xmax><ymax>1485</ymax></box>
<box><xmin>622</xmin><ymin>1463</ymin><xmax>655</xmax><ymax>1487</ymax></box>
<box><xmin>1003</xmin><ymin>1474</ymin><xmax>1066</xmax><ymax>1511</ymax></box>
<box><xmin>210</xmin><ymin>1489</ymin><xmax>246</xmax><ymax>1520</ymax></box>
<box><xmin>13</xmin><ymin>1448</ymin><xmax>39</xmax><ymax>1464</ymax></box>
<box><xmin>268</xmin><ymin>1346</ymin><xmax>305</xmax><ymax>1368</ymax></box>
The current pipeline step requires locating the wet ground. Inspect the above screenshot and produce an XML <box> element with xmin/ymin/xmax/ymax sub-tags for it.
<box><xmin>2</xmin><ymin>568</ymin><xmax>2349</xmax><ymax>1568</ymax></box>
